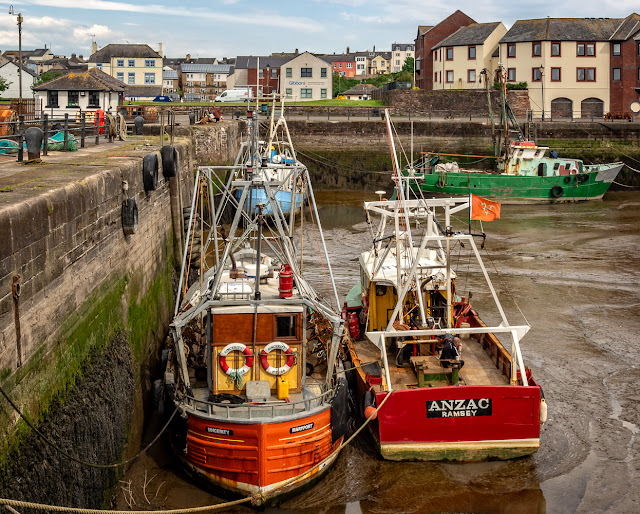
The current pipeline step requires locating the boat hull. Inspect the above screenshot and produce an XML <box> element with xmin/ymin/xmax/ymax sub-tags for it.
<box><xmin>408</xmin><ymin>163</ymin><xmax>623</xmax><ymax>203</ymax></box>
<box><xmin>234</xmin><ymin>188</ymin><xmax>304</xmax><ymax>215</ymax></box>
<box><xmin>370</xmin><ymin>385</ymin><xmax>541</xmax><ymax>461</ymax></box>
<box><xmin>175</xmin><ymin>406</ymin><xmax>342</xmax><ymax>501</ymax></box>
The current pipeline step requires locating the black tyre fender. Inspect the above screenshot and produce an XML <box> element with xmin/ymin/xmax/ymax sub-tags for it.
<box><xmin>142</xmin><ymin>153</ymin><xmax>159</xmax><ymax>192</ymax></box>
<box><xmin>343</xmin><ymin>360</ymin><xmax>356</xmax><ymax>390</ymax></box>
<box><xmin>563</xmin><ymin>176</ymin><xmax>571</xmax><ymax>184</ymax></box>
<box><xmin>152</xmin><ymin>378</ymin><xmax>164</xmax><ymax>416</ymax></box>
<box><xmin>161</xmin><ymin>145</ymin><xmax>178</xmax><ymax>178</ymax></box>
<box><xmin>578</xmin><ymin>173</ymin><xmax>589</xmax><ymax>183</ymax></box>
<box><xmin>550</xmin><ymin>185</ymin><xmax>564</xmax><ymax>199</ymax></box>
<box><xmin>121</xmin><ymin>198</ymin><xmax>138</xmax><ymax>235</ymax></box>
<box><xmin>305</xmin><ymin>362</ymin><xmax>315</xmax><ymax>376</ymax></box>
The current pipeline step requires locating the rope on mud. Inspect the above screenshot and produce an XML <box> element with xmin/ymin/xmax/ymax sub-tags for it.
<box><xmin>622</xmin><ymin>162</ymin><xmax>640</xmax><ymax>174</ymax></box>
<box><xmin>0</xmin><ymin>383</ymin><xmax>178</xmax><ymax>470</ymax></box>
<box><xmin>612</xmin><ymin>180</ymin><xmax>640</xmax><ymax>188</ymax></box>
<box><xmin>0</xmin><ymin>389</ymin><xmax>394</xmax><ymax>514</ymax></box>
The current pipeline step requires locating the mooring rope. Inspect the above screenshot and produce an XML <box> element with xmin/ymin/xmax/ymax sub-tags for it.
<box><xmin>0</xmin><ymin>383</ymin><xmax>178</xmax><ymax>470</ymax></box>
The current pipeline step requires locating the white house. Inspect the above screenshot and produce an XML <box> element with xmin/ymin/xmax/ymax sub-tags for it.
<box><xmin>0</xmin><ymin>55</ymin><xmax>37</xmax><ymax>99</ymax></box>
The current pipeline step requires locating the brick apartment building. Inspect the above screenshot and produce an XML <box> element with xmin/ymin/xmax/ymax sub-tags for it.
<box><xmin>609</xmin><ymin>13</ymin><xmax>640</xmax><ymax>114</ymax></box>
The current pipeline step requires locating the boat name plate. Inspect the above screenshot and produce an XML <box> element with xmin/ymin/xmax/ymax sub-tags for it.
<box><xmin>426</xmin><ymin>398</ymin><xmax>492</xmax><ymax>419</ymax></box>
<box><xmin>206</xmin><ymin>427</ymin><xmax>234</xmax><ymax>436</ymax></box>
<box><xmin>290</xmin><ymin>422</ymin><xmax>314</xmax><ymax>434</ymax></box>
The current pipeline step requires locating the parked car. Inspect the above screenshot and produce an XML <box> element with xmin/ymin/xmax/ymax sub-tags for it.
<box><xmin>153</xmin><ymin>96</ymin><xmax>173</xmax><ymax>102</ymax></box>
<box><xmin>214</xmin><ymin>89</ymin><xmax>252</xmax><ymax>102</ymax></box>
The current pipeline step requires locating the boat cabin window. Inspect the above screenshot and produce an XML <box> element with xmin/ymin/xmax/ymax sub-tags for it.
<box><xmin>553</xmin><ymin>163</ymin><xmax>560</xmax><ymax>171</ymax></box>
<box><xmin>376</xmin><ymin>285</ymin><xmax>387</xmax><ymax>296</ymax></box>
<box><xmin>276</xmin><ymin>315</ymin><xmax>297</xmax><ymax>338</ymax></box>
<box><xmin>537</xmin><ymin>163</ymin><xmax>546</xmax><ymax>176</ymax></box>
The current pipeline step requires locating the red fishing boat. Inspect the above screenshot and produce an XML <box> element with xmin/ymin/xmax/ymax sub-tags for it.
<box><xmin>160</xmin><ymin>104</ymin><xmax>348</xmax><ymax>502</ymax></box>
<box><xmin>343</xmin><ymin>113</ymin><xmax>546</xmax><ymax>461</ymax></box>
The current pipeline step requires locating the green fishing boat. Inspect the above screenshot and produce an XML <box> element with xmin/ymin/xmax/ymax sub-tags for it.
<box><xmin>406</xmin><ymin>141</ymin><xmax>623</xmax><ymax>204</ymax></box>
<box><xmin>404</xmin><ymin>67</ymin><xmax>623</xmax><ymax>204</ymax></box>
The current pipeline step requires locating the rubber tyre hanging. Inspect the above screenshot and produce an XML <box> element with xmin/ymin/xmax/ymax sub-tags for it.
<box><xmin>550</xmin><ymin>185</ymin><xmax>564</xmax><ymax>199</ymax></box>
<box><xmin>161</xmin><ymin>145</ymin><xmax>178</xmax><ymax>178</ymax></box>
<box><xmin>563</xmin><ymin>176</ymin><xmax>571</xmax><ymax>184</ymax></box>
<box><xmin>122</xmin><ymin>198</ymin><xmax>139</xmax><ymax>235</ymax></box>
<box><xmin>143</xmin><ymin>153</ymin><xmax>159</xmax><ymax>192</ymax></box>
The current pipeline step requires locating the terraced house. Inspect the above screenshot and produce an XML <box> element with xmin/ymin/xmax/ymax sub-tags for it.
<box><xmin>88</xmin><ymin>43</ymin><xmax>163</xmax><ymax>101</ymax></box>
<box><xmin>498</xmin><ymin>16</ymin><xmax>640</xmax><ymax>119</ymax></box>
<box><xmin>432</xmin><ymin>22</ymin><xmax>506</xmax><ymax>90</ymax></box>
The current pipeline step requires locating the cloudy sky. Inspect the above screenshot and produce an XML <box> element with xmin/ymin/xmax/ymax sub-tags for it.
<box><xmin>0</xmin><ymin>1</ymin><xmax>635</xmax><ymax>59</ymax></box>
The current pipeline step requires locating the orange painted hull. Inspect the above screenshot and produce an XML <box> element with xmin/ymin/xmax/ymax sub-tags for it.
<box><xmin>180</xmin><ymin>406</ymin><xmax>342</xmax><ymax>499</ymax></box>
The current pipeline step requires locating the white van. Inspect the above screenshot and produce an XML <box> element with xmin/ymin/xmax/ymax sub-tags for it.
<box><xmin>214</xmin><ymin>89</ymin><xmax>251</xmax><ymax>102</ymax></box>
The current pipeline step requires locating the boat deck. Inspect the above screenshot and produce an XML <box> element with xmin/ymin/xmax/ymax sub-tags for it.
<box><xmin>353</xmin><ymin>335</ymin><xmax>508</xmax><ymax>389</ymax></box>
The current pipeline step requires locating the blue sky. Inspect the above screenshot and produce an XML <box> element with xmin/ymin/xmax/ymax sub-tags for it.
<box><xmin>0</xmin><ymin>1</ymin><xmax>636</xmax><ymax>60</ymax></box>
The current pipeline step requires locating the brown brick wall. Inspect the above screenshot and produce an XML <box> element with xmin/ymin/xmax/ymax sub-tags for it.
<box><xmin>610</xmin><ymin>38</ymin><xmax>640</xmax><ymax>114</ymax></box>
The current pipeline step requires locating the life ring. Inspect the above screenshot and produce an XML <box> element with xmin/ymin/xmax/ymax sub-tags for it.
<box><xmin>260</xmin><ymin>341</ymin><xmax>294</xmax><ymax>375</ymax></box>
<box><xmin>218</xmin><ymin>343</ymin><xmax>253</xmax><ymax>376</ymax></box>
<box><xmin>550</xmin><ymin>185</ymin><xmax>564</xmax><ymax>199</ymax></box>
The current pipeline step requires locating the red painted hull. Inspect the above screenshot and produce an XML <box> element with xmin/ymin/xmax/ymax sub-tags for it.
<box><xmin>177</xmin><ymin>407</ymin><xmax>342</xmax><ymax>500</ymax></box>
<box><xmin>372</xmin><ymin>385</ymin><xmax>541</xmax><ymax>461</ymax></box>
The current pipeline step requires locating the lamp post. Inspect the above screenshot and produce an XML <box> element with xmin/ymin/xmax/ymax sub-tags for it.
<box><xmin>9</xmin><ymin>6</ymin><xmax>23</xmax><ymax>114</ymax></box>
<box><xmin>265</xmin><ymin>65</ymin><xmax>270</xmax><ymax>98</ymax></box>
<box><xmin>539</xmin><ymin>65</ymin><xmax>545</xmax><ymax>121</ymax></box>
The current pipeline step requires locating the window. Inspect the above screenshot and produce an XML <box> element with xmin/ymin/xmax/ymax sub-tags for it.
<box><xmin>128</xmin><ymin>73</ymin><xmax>135</xmax><ymax>84</ymax></box>
<box><xmin>144</xmin><ymin>72</ymin><xmax>155</xmax><ymax>84</ymax></box>
<box><xmin>300</xmin><ymin>88</ymin><xmax>312</xmax><ymax>98</ymax></box>
<box><xmin>577</xmin><ymin>42</ymin><xmax>595</xmax><ymax>56</ymax></box>
<box><xmin>577</xmin><ymin>67</ymin><xmax>595</xmax><ymax>81</ymax></box>
<box><xmin>434</xmin><ymin>72</ymin><xmax>438</xmax><ymax>83</ymax></box>
<box><xmin>321</xmin><ymin>88</ymin><xmax>327</xmax><ymax>99</ymax></box>
<box><xmin>638</xmin><ymin>68</ymin><xmax>640</xmax><ymax>81</ymax></box>
<box><xmin>468</xmin><ymin>69</ymin><xmax>476</xmax><ymax>82</ymax></box>
<box><xmin>144</xmin><ymin>59</ymin><xmax>155</xmax><ymax>67</ymax></box>
<box><xmin>285</xmin><ymin>88</ymin><xmax>292</xmax><ymax>97</ymax></box>
<box><xmin>551</xmin><ymin>67</ymin><xmax>561</xmax><ymax>81</ymax></box>
<box><xmin>551</xmin><ymin>42</ymin><xmax>561</xmax><ymax>56</ymax></box>
<box><xmin>613</xmin><ymin>68</ymin><xmax>621</xmax><ymax>81</ymax></box>
<box><xmin>67</xmin><ymin>91</ymin><xmax>79</xmax><ymax>107</ymax></box>
<box><xmin>271</xmin><ymin>68</ymin><xmax>277</xmax><ymax>78</ymax></box>
<box><xmin>396</xmin><ymin>60</ymin><xmax>400</xmax><ymax>65</ymax></box>
<box><xmin>612</xmin><ymin>43</ymin><xmax>621</xmax><ymax>56</ymax></box>
<box><xmin>507</xmin><ymin>68</ymin><xmax>516</xmax><ymax>81</ymax></box>
<box><xmin>286</xmin><ymin>67</ymin><xmax>292</xmax><ymax>78</ymax></box>
<box><xmin>301</xmin><ymin>68</ymin><xmax>312</xmax><ymax>77</ymax></box>
<box><xmin>128</xmin><ymin>59</ymin><xmax>135</xmax><ymax>67</ymax></box>
<box><xmin>47</xmin><ymin>90</ymin><xmax>58</xmax><ymax>107</ymax></box>
<box><xmin>88</xmin><ymin>91</ymin><xmax>99</xmax><ymax>108</ymax></box>
<box><xmin>507</xmin><ymin>43</ymin><xmax>516</xmax><ymax>58</ymax></box>
<box><xmin>117</xmin><ymin>59</ymin><xmax>124</xmax><ymax>67</ymax></box>
<box><xmin>96</xmin><ymin>63</ymin><xmax>102</xmax><ymax>70</ymax></box>
<box><xmin>276</xmin><ymin>315</ymin><xmax>297</xmax><ymax>338</ymax></box>
<box><xmin>346</xmin><ymin>63</ymin><xmax>353</xmax><ymax>68</ymax></box>
<box><xmin>258</xmin><ymin>69</ymin><xmax>264</xmax><ymax>78</ymax></box>
<box><xmin>532</xmin><ymin>42</ymin><xmax>541</xmax><ymax>57</ymax></box>
<box><xmin>446</xmin><ymin>70</ymin><xmax>453</xmax><ymax>83</ymax></box>
<box><xmin>532</xmin><ymin>68</ymin><xmax>542</xmax><ymax>81</ymax></box>
<box><xmin>321</xmin><ymin>68</ymin><xmax>327</xmax><ymax>78</ymax></box>
<box><xmin>468</xmin><ymin>46</ymin><xmax>476</xmax><ymax>59</ymax></box>
<box><xmin>446</xmin><ymin>47</ymin><xmax>453</xmax><ymax>60</ymax></box>
<box><xmin>116</xmin><ymin>72</ymin><xmax>124</xmax><ymax>82</ymax></box>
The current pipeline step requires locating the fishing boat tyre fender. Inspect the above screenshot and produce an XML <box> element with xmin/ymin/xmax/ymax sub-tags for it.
<box><xmin>330</xmin><ymin>376</ymin><xmax>349</xmax><ymax>444</ymax></box>
<box><xmin>550</xmin><ymin>185</ymin><xmax>564</xmax><ymax>199</ymax></box>
<box><xmin>363</xmin><ymin>389</ymin><xmax>377</xmax><ymax>420</ymax></box>
<box><xmin>161</xmin><ymin>145</ymin><xmax>178</xmax><ymax>178</ymax></box>
<box><xmin>219</xmin><ymin>343</ymin><xmax>254</xmax><ymax>376</ymax></box>
<box><xmin>261</xmin><ymin>342</ymin><xmax>295</xmax><ymax>375</ymax></box>
<box><xmin>142</xmin><ymin>153</ymin><xmax>159</xmax><ymax>192</ymax></box>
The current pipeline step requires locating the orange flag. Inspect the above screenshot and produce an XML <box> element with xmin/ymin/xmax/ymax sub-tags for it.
<box><xmin>470</xmin><ymin>194</ymin><xmax>501</xmax><ymax>221</ymax></box>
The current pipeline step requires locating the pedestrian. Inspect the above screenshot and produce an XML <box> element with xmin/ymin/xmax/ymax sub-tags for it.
<box><xmin>439</xmin><ymin>336</ymin><xmax>464</xmax><ymax>369</ymax></box>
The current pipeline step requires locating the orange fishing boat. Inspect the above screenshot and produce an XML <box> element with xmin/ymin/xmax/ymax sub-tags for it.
<box><xmin>159</xmin><ymin>103</ymin><xmax>348</xmax><ymax>503</ymax></box>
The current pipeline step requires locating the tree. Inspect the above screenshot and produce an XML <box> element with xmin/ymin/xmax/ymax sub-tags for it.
<box><xmin>33</xmin><ymin>70</ymin><xmax>64</xmax><ymax>87</ymax></box>
<box><xmin>402</xmin><ymin>57</ymin><xmax>414</xmax><ymax>74</ymax></box>
<box><xmin>0</xmin><ymin>77</ymin><xmax>10</xmax><ymax>94</ymax></box>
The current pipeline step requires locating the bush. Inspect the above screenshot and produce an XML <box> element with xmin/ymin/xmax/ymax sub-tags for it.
<box><xmin>493</xmin><ymin>81</ymin><xmax>528</xmax><ymax>90</ymax></box>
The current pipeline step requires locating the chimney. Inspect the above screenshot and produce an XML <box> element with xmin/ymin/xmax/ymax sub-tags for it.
<box><xmin>79</xmin><ymin>54</ymin><xmax>83</xmax><ymax>60</ymax></box>
<box><xmin>347</xmin><ymin>46</ymin><xmax>350</xmax><ymax>54</ymax></box>
<box><xmin>295</xmin><ymin>48</ymin><xmax>299</xmax><ymax>55</ymax></box>
<box><xmin>71</xmin><ymin>53</ymin><xmax>76</xmax><ymax>60</ymax></box>
<box><xmin>373</xmin><ymin>45</ymin><xmax>376</xmax><ymax>52</ymax></box>
<box><xmin>92</xmin><ymin>41</ymin><xmax>97</xmax><ymax>55</ymax></box>
<box><xmin>158</xmin><ymin>42</ymin><xmax>162</xmax><ymax>57</ymax></box>
<box><xmin>186</xmin><ymin>53</ymin><xmax>191</xmax><ymax>61</ymax></box>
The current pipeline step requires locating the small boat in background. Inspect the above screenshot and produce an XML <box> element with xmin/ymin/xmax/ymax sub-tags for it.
<box><xmin>343</xmin><ymin>112</ymin><xmax>546</xmax><ymax>462</ymax></box>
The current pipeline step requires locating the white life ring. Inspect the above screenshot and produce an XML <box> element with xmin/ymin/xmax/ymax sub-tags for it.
<box><xmin>218</xmin><ymin>343</ymin><xmax>253</xmax><ymax>376</ymax></box>
<box><xmin>260</xmin><ymin>341</ymin><xmax>295</xmax><ymax>375</ymax></box>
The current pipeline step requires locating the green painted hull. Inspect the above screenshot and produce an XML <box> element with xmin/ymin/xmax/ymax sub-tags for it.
<box><xmin>407</xmin><ymin>164</ymin><xmax>623</xmax><ymax>204</ymax></box>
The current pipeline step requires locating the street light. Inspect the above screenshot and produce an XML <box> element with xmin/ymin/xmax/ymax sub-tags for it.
<box><xmin>9</xmin><ymin>6</ymin><xmax>23</xmax><ymax>114</ymax></box>
<box><xmin>539</xmin><ymin>65</ymin><xmax>545</xmax><ymax>121</ymax></box>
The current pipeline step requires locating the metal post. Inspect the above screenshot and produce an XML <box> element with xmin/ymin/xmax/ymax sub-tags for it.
<box><xmin>81</xmin><ymin>112</ymin><xmax>86</xmax><ymax>148</ymax></box>
<box><xmin>17</xmin><ymin>115</ymin><xmax>24</xmax><ymax>162</ymax></box>
<box><xmin>327</xmin><ymin>107</ymin><xmax>329</xmax><ymax>120</ymax></box>
<box><xmin>95</xmin><ymin>111</ymin><xmax>100</xmax><ymax>145</ymax></box>
<box><xmin>42</xmin><ymin>113</ymin><xmax>48</xmax><ymax>156</ymax></box>
<box><xmin>63</xmin><ymin>113</ymin><xmax>69</xmax><ymax>151</ymax></box>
